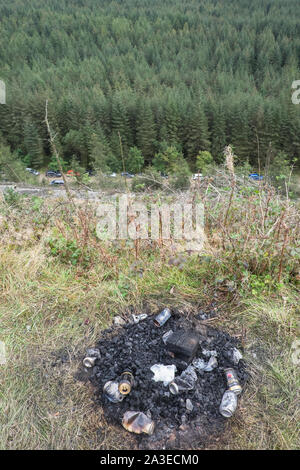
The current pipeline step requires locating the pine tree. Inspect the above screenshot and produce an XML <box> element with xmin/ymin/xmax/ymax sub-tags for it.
<box><xmin>90</xmin><ymin>127</ymin><xmax>113</xmax><ymax>173</ymax></box>
<box><xmin>126</xmin><ymin>147</ymin><xmax>144</xmax><ymax>174</ymax></box>
<box><xmin>210</xmin><ymin>104</ymin><xmax>226</xmax><ymax>161</ymax></box>
<box><xmin>111</xmin><ymin>92</ymin><xmax>133</xmax><ymax>160</ymax></box>
<box><xmin>136</xmin><ymin>100</ymin><xmax>156</xmax><ymax>164</ymax></box>
<box><xmin>23</xmin><ymin>117</ymin><xmax>44</xmax><ymax>168</ymax></box>
<box><xmin>185</xmin><ymin>102</ymin><xmax>210</xmax><ymax>162</ymax></box>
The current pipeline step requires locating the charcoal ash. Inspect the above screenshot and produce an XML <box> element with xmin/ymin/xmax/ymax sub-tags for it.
<box><xmin>195</xmin><ymin>302</ymin><xmax>218</xmax><ymax>321</ymax></box>
<box><xmin>87</xmin><ymin>309</ymin><xmax>247</xmax><ymax>449</ymax></box>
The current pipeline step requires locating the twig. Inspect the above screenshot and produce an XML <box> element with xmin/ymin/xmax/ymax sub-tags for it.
<box><xmin>223</xmin><ymin>146</ymin><xmax>236</xmax><ymax>227</ymax></box>
<box><xmin>278</xmin><ymin>225</ymin><xmax>289</xmax><ymax>283</ymax></box>
<box><xmin>44</xmin><ymin>100</ymin><xmax>75</xmax><ymax>210</ymax></box>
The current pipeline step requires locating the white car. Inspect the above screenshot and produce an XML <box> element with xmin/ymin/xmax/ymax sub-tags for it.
<box><xmin>26</xmin><ymin>168</ymin><xmax>39</xmax><ymax>176</ymax></box>
<box><xmin>50</xmin><ymin>179</ymin><xmax>64</xmax><ymax>185</ymax></box>
<box><xmin>192</xmin><ymin>173</ymin><xmax>203</xmax><ymax>180</ymax></box>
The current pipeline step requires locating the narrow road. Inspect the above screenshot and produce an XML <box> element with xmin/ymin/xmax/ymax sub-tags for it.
<box><xmin>0</xmin><ymin>183</ymin><xmax>101</xmax><ymax>199</ymax></box>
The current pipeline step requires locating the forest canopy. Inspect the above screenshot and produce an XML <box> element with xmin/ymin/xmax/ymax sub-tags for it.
<box><xmin>0</xmin><ymin>0</ymin><xmax>300</xmax><ymax>171</ymax></box>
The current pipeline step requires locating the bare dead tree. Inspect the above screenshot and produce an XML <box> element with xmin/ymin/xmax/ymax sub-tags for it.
<box><xmin>44</xmin><ymin>100</ymin><xmax>75</xmax><ymax>210</ymax></box>
<box><xmin>223</xmin><ymin>145</ymin><xmax>236</xmax><ymax>227</ymax></box>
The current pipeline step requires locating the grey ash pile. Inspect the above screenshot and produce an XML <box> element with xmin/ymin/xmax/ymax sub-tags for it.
<box><xmin>87</xmin><ymin>309</ymin><xmax>247</xmax><ymax>449</ymax></box>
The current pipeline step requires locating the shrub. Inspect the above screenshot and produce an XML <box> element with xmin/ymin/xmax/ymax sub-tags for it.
<box><xmin>48</xmin><ymin>235</ymin><xmax>85</xmax><ymax>266</ymax></box>
<box><xmin>267</xmin><ymin>151</ymin><xmax>293</xmax><ymax>187</ymax></box>
<box><xmin>196</xmin><ymin>150</ymin><xmax>213</xmax><ymax>174</ymax></box>
<box><xmin>93</xmin><ymin>173</ymin><xmax>127</xmax><ymax>192</ymax></box>
<box><xmin>3</xmin><ymin>188</ymin><xmax>23</xmax><ymax>207</ymax></box>
<box><xmin>125</xmin><ymin>147</ymin><xmax>144</xmax><ymax>174</ymax></box>
<box><xmin>131</xmin><ymin>167</ymin><xmax>165</xmax><ymax>192</ymax></box>
<box><xmin>0</xmin><ymin>144</ymin><xmax>27</xmax><ymax>182</ymax></box>
<box><xmin>169</xmin><ymin>160</ymin><xmax>191</xmax><ymax>190</ymax></box>
<box><xmin>152</xmin><ymin>145</ymin><xmax>182</xmax><ymax>174</ymax></box>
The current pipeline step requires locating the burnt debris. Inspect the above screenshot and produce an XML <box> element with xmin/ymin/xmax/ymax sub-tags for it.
<box><xmin>87</xmin><ymin>309</ymin><xmax>248</xmax><ymax>449</ymax></box>
<box><xmin>165</xmin><ymin>329</ymin><xmax>200</xmax><ymax>363</ymax></box>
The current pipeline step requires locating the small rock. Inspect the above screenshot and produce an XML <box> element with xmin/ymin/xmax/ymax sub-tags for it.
<box><xmin>86</xmin><ymin>348</ymin><xmax>101</xmax><ymax>358</ymax></box>
<box><xmin>180</xmin><ymin>415</ymin><xmax>188</xmax><ymax>425</ymax></box>
<box><xmin>113</xmin><ymin>316</ymin><xmax>126</xmax><ymax>326</ymax></box>
<box><xmin>186</xmin><ymin>399</ymin><xmax>193</xmax><ymax>411</ymax></box>
<box><xmin>202</xmin><ymin>349</ymin><xmax>218</xmax><ymax>358</ymax></box>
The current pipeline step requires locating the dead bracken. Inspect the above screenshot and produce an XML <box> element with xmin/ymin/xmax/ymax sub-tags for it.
<box><xmin>86</xmin><ymin>309</ymin><xmax>248</xmax><ymax>449</ymax></box>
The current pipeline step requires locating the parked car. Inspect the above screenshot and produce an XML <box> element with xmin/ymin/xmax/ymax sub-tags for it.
<box><xmin>50</xmin><ymin>179</ymin><xmax>64</xmax><ymax>185</ymax></box>
<box><xmin>249</xmin><ymin>173</ymin><xmax>263</xmax><ymax>181</ymax></box>
<box><xmin>109</xmin><ymin>172</ymin><xmax>117</xmax><ymax>177</ymax></box>
<box><xmin>26</xmin><ymin>168</ymin><xmax>39</xmax><ymax>176</ymax></box>
<box><xmin>66</xmin><ymin>169</ymin><xmax>80</xmax><ymax>177</ymax></box>
<box><xmin>121</xmin><ymin>172</ymin><xmax>134</xmax><ymax>178</ymax></box>
<box><xmin>192</xmin><ymin>173</ymin><xmax>203</xmax><ymax>180</ymax></box>
<box><xmin>46</xmin><ymin>170</ymin><xmax>61</xmax><ymax>177</ymax></box>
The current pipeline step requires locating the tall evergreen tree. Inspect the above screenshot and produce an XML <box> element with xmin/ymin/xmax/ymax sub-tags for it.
<box><xmin>136</xmin><ymin>100</ymin><xmax>156</xmax><ymax>164</ymax></box>
<box><xmin>23</xmin><ymin>117</ymin><xmax>44</xmax><ymax>168</ymax></box>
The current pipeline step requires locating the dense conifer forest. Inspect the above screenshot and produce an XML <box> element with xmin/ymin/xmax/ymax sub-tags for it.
<box><xmin>0</xmin><ymin>0</ymin><xmax>300</xmax><ymax>171</ymax></box>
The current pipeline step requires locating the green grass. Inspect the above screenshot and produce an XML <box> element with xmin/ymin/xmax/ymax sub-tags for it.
<box><xmin>218</xmin><ymin>296</ymin><xmax>299</xmax><ymax>450</ymax></box>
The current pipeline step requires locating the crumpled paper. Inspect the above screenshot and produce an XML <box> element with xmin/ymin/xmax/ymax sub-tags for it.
<box><xmin>150</xmin><ymin>364</ymin><xmax>177</xmax><ymax>385</ymax></box>
<box><xmin>193</xmin><ymin>355</ymin><xmax>218</xmax><ymax>372</ymax></box>
<box><xmin>231</xmin><ymin>347</ymin><xmax>243</xmax><ymax>365</ymax></box>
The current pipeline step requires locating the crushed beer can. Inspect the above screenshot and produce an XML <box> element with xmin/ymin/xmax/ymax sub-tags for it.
<box><xmin>103</xmin><ymin>380</ymin><xmax>124</xmax><ymax>403</ymax></box>
<box><xmin>169</xmin><ymin>365</ymin><xmax>197</xmax><ymax>394</ymax></box>
<box><xmin>122</xmin><ymin>411</ymin><xmax>155</xmax><ymax>435</ymax></box>
<box><xmin>131</xmin><ymin>313</ymin><xmax>148</xmax><ymax>324</ymax></box>
<box><xmin>118</xmin><ymin>371</ymin><xmax>134</xmax><ymax>395</ymax></box>
<box><xmin>154</xmin><ymin>308</ymin><xmax>171</xmax><ymax>327</ymax></box>
<box><xmin>219</xmin><ymin>390</ymin><xmax>237</xmax><ymax>417</ymax></box>
<box><xmin>83</xmin><ymin>356</ymin><xmax>97</xmax><ymax>368</ymax></box>
<box><xmin>83</xmin><ymin>348</ymin><xmax>100</xmax><ymax>368</ymax></box>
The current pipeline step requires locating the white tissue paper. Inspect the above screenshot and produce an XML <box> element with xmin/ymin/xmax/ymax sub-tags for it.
<box><xmin>150</xmin><ymin>364</ymin><xmax>177</xmax><ymax>386</ymax></box>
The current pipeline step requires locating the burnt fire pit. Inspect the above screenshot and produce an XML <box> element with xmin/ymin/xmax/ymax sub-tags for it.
<box><xmin>86</xmin><ymin>309</ymin><xmax>247</xmax><ymax>449</ymax></box>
